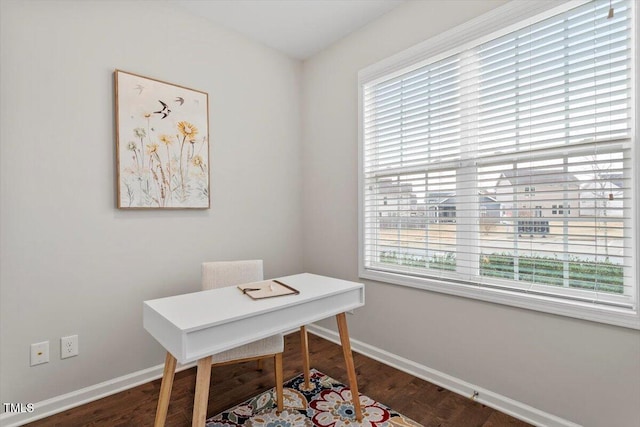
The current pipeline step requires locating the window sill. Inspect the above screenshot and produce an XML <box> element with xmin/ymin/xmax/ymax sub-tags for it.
<box><xmin>359</xmin><ymin>267</ymin><xmax>640</xmax><ymax>330</ymax></box>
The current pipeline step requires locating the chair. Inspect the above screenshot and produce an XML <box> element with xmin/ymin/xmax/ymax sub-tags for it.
<box><xmin>201</xmin><ymin>260</ymin><xmax>283</xmax><ymax>412</ymax></box>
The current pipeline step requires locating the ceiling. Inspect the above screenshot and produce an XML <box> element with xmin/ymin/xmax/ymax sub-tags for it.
<box><xmin>169</xmin><ymin>0</ymin><xmax>406</xmax><ymax>60</ymax></box>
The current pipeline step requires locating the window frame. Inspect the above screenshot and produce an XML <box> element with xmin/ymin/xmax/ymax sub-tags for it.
<box><xmin>357</xmin><ymin>0</ymin><xmax>640</xmax><ymax>329</ymax></box>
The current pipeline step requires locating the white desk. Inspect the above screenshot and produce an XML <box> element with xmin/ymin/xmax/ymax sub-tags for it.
<box><xmin>143</xmin><ymin>273</ymin><xmax>365</xmax><ymax>426</ymax></box>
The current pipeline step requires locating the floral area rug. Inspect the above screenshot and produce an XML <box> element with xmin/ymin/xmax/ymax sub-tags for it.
<box><xmin>206</xmin><ymin>368</ymin><xmax>423</xmax><ymax>427</ymax></box>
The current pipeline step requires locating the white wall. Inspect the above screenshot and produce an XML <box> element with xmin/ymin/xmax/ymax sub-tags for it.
<box><xmin>0</xmin><ymin>0</ymin><xmax>302</xmax><ymax>407</ymax></box>
<box><xmin>301</xmin><ymin>1</ymin><xmax>640</xmax><ymax>426</ymax></box>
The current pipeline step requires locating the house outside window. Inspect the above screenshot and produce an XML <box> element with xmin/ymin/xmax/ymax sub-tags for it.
<box><xmin>359</xmin><ymin>0</ymin><xmax>638</xmax><ymax>329</ymax></box>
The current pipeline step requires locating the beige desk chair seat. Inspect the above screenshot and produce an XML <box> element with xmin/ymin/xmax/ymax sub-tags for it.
<box><xmin>201</xmin><ymin>260</ymin><xmax>284</xmax><ymax>412</ymax></box>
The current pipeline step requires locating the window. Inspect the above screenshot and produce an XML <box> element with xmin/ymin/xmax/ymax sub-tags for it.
<box><xmin>534</xmin><ymin>206</ymin><xmax>543</xmax><ymax>218</ymax></box>
<box><xmin>550</xmin><ymin>203</ymin><xmax>572</xmax><ymax>215</ymax></box>
<box><xmin>359</xmin><ymin>0</ymin><xmax>638</xmax><ymax>328</ymax></box>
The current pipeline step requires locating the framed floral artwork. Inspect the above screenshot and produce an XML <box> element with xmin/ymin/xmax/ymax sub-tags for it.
<box><xmin>114</xmin><ymin>70</ymin><xmax>209</xmax><ymax>209</ymax></box>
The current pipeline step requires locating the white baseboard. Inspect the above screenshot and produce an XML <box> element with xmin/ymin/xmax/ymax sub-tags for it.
<box><xmin>0</xmin><ymin>333</ymin><xmax>306</xmax><ymax>426</ymax></box>
<box><xmin>2</xmin><ymin>327</ymin><xmax>579</xmax><ymax>427</ymax></box>
<box><xmin>306</xmin><ymin>324</ymin><xmax>581</xmax><ymax>427</ymax></box>
<box><xmin>0</xmin><ymin>361</ymin><xmax>195</xmax><ymax>427</ymax></box>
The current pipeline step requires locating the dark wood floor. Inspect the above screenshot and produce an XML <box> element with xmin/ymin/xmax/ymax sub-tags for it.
<box><xmin>27</xmin><ymin>332</ymin><xmax>530</xmax><ymax>427</ymax></box>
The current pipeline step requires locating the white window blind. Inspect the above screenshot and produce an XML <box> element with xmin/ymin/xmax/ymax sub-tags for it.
<box><xmin>360</xmin><ymin>0</ymin><xmax>637</xmax><ymax>326</ymax></box>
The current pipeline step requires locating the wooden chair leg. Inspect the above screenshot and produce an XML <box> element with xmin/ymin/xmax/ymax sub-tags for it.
<box><xmin>256</xmin><ymin>359</ymin><xmax>264</xmax><ymax>371</ymax></box>
<box><xmin>274</xmin><ymin>353</ymin><xmax>284</xmax><ymax>413</ymax></box>
<box><xmin>300</xmin><ymin>325</ymin><xmax>311</xmax><ymax>389</ymax></box>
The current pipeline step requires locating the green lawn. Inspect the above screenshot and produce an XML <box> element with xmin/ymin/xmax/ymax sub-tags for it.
<box><xmin>380</xmin><ymin>251</ymin><xmax>624</xmax><ymax>294</ymax></box>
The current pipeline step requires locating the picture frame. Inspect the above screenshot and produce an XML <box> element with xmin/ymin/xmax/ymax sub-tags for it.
<box><xmin>114</xmin><ymin>70</ymin><xmax>210</xmax><ymax>209</ymax></box>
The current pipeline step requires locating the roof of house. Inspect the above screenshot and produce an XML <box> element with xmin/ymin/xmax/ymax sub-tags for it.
<box><xmin>498</xmin><ymin>168</ymin><xmax>579</xmax><ymax>186</ymax></box>
<box><xmin>377</xmin><ymin>179</ymin><xmax>415</xmax><ymax>195</ymax></box>
<box><xmin>426</xmin><ymin>192</ymin><xmax>498</xmax><ymax>205</ymax></box>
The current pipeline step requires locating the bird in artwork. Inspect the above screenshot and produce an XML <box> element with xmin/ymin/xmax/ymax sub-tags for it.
<box><xmin>175</xmin><ymin>97</ymin><xmax>184</xmax><ymax>106</ymax></box>
<box><xmin>134</xmin><ymin>84</ymin><xmax>144</xmax><ymax>95</ymax></box>
<box><xmin>154</xmin><ymin>100</ymin><xmax>171</xmax><ymax>119</ymax></box>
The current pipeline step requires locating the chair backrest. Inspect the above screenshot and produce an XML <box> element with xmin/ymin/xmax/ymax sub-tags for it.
<box><xmin>201</xmin><ymin>260</ymin><xmax>264</xmax><ymax>291</ymax></box>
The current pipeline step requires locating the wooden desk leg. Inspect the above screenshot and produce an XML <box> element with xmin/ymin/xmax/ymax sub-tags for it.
<box><xmin>300</xmin><ymin>325</ymin><xmax>311</xmax><ymax>389</ymax></box>
<box><xmin>192</xmin><ymin>356</ymin><xmax>213</xmax><ymax>427</ymax></box>
<box><xmin>336</xmin><ymin>312</ymin><xmax>363</xmax><ymax>422</ymax></box>
<box><xmin>274</xmin><ymin>353</ymin><xmax>284</xmax><ymax>413</ymax></box>
<box><xmin>154</xmin><ymin>352</ymin><xmax>177</xmax><ymax>427</ymax></box>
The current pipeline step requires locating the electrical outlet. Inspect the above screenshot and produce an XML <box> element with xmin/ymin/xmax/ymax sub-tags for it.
<box><xmin>60</xmin><ymin>335</ymin><xmax>78</xmax><ymax>359</ymax></box>
<box><xmin>30</xmin><ymin>341</ymin><xmax>49</xmax><ymax>366</ymax></box>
